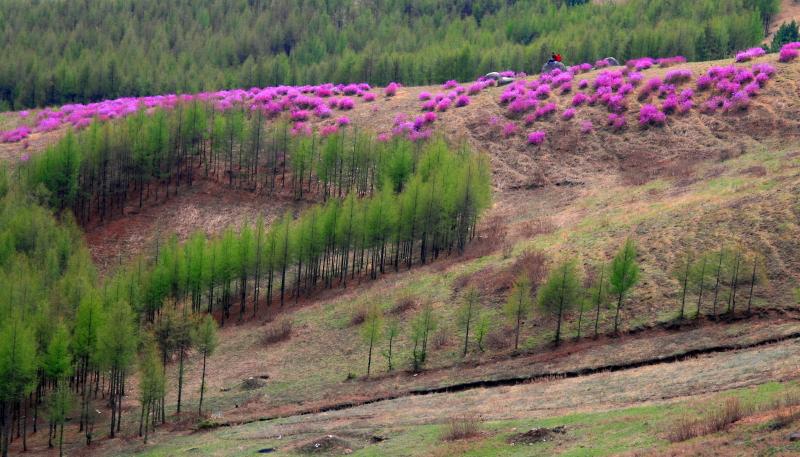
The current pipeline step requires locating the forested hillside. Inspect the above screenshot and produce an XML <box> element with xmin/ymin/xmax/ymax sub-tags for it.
<box><xmin>0</xmin><ymin>0</ymin><xmax>779</xmax><ymax>110</ymax></box>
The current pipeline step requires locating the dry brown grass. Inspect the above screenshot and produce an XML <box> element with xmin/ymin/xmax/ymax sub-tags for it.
<box><xmin>262</xmin><ymin>317</ymin><xmax>292</xmax><ymax>345</ymax></box>
<box><xmin>350</xmin><ymin>303</ymin><xmax>368</xmax><ymax>326</ymax></box>
<box><xmin>666</xmin><ymin>398</ymin><xmax>746</xmax><ymax>442</ymax></box>
<box><xmin>440</xmin><ymin>415</ymin><xmax>482</xmax><ymax>441</ymax></box>
<box><xmin>390</xmin><ymin>295</ymin><xmax>417</xmax><ymax>315</ymax></box>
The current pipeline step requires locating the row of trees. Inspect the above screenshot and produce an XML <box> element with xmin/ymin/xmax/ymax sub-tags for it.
<box><xmin>106</xmin><ymin>138</ymin><xmax>491</xmax><ymax>324</ymax></box>
<box><xmin>24</xmin><ymin>104</ymin><xmax>438</xmax><ymax>225</ymax></box>
<box><xmin>0</xmin><ymin>0</ymin><xmax>778</xmax><ymax>110</ymax></box>
<box><xmin>358</xmin><ymin>239</ymin><xmax>641</xmax><ymax>375</ymax></box>
<box><xmin>672</xmin><ymin>247</ymin><xmax>765</xmax><ymax>320</ymax></box>
<box><xmin>359</xmin><ymin>237</ymin><xmax>769</xmax><ymax>376</ymax></box>
<box><xmin>0</xmin><ymin>186</ymin><xmax>221</xmax><ymax>455</ymax></box>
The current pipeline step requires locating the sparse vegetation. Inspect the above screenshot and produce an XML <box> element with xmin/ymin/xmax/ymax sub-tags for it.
<box><xmin>440</xmin><ymin>415</ymin><xmax>482</xmax><ymax>442</ymax></box>
<box><xmin>263</xmin><ymin>318</ymin><xmax>293</xmax><ymax>346</ymax></box>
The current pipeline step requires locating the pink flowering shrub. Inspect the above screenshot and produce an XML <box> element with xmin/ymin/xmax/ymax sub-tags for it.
<box><xmin>338</xmin><ymin>97</ymin><xmax>355</xmax><ymax>110</ymax></box>
<box><xmin>36</xmin><ymin>117</ymin><xmax>62</xmax><ymax>132</ymax></box>
<box><xmin>664</xmin><ymin>69</ymin><xmax>692</xmax><ymax>84</ymax></box>
<box><xmin>627</xmin><ymin>72</ymin><xmax>644</xmax><ymax>86</ymax></box>
<box><xmin>455</xmin><ymin>95</ymin><xmax>471</xmax><ymax>107</ymax></box>
<box><xmin>580</xmin><ymin>120</ymin><xmax>594</xmax><ymax>134</ymax></box>
<box><xmin>385</xmin><ymin>82</ymin><xmax>399</xmax><ymax>97</ymax></box>
<box><xmin>290</xmin><ymin>110</ymin><xmax>310</xmax><ymax>121</ymax></box>
<box><xmin>320</xmin><ymin>125</ymin><xmax>339</xmax><ymax>137</ymax></box>
<box><xmin>561</xmin><ymin>108</ymin><xmax>576</xmax><ymax>120</ymax></box>
<box><xmin>639</xmin><ymin>104</ymin><xmax>666</xmax><ymax>126</ymax></box>
<box><xmin>419</xmin><ymin>92</ymin><xmax>432</xmax><ymax>101</ymax></box>
<box><xmin>436</xmin><ymin>98</ymin><xmax>452</xmax><ymax>111</ymax></box>
<box><xmin>442</xmin><ymin>80</ymin><xmax>459</xmax><ymax>89</ymax></box>
<box><xmin>779</xmin><ymin>42</ymin><xmax>800</xmax><ymax>62</ymax></box>
<box><xmin>638</xmin><ymin>77</ymin><xmax>663</xmax><ymax>100</ymax></box>
<box><xmin>502</xmin><ymin>122</ymin><xmax>517</xmax><ymax>138</ymax></box>
<box><xmin>362</xmin><ymin>92</ymin><xmax>376</xmax><ymax>102</ymax></box>
<box><xmin>735</xmin><ymin>47</ymin><xmax>766</xmax><ymax>63</ymax></box>
<box><xmin>607</xmin><ymin>113</ymin><xmax>627</xmax><ymax>130</ymax></box>
<box><xmin>1</xmin><ymin>126</ymin><xmax>31</xmax><ymax>143</ymax></box>
<box><xmin>572</xmin><ymin>93</ymin><xmax>589</xmax><ymax>106</ymax></box>
<box><xmin>657</xmin><ymin>56</ymin><xmax>686</xmax><ymax>67</ymax></box>
<box><xmin>578</xmin><ymin>79</ymin><xmax>589</xmax><ymax>89</ymax></box>
<box><xmin>421</xmin><ymin>100</ymin><xmax>437</xmax><ymax>111</ymax></box>
<box><xmin>627</xmin><ymin>57</ymin><xmax>655</xmax><ymax>71</ymax></box>
<box><xmin>337</xmin><ymin>116</ymin><xmax>351</xmax><ymax>126</ymax></box>
<box><xmin>534</xmin><ymin>102</ymin><xmax>557</xmax><ymax>120</ymax></box>
<box><xmin>527</xmin><ymin>131</ymin><xmax>546</xmax><ymax>145</ymax></box>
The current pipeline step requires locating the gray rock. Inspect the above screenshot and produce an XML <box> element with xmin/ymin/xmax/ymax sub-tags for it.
<box><xmin>541</xmin><ymin>61</ymin><xmax>567</xmax><ymax>73</ymax></box>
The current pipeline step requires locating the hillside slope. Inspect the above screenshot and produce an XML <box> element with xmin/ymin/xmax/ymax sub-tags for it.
<box><xmin>3</xmin><ymin>50</ymin><xmax>800</xmax><ymax>456</ymax></box>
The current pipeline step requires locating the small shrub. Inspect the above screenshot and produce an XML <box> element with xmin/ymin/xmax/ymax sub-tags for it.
<box><xmin>527</xmin><ymin>131</ymin><xmax>546</xmax><ymax>145</ymax></box>
<box><xmin>704</xmin><ymin>398</ymin><xmax>745</xmax><ymax>434</ymax></box>
<box><xmin>432</xmin><ymin>327</ymin><xmax>449</xmax><ymax>350</ymax></box>
<box><xmin>441</xmin><ymin>415</ymin><xmax>481</xmax><ymax>441</ymax></box>
<box><xmin>391</xmin><ymin>296</ymin><xmax>417</xmax><ymax>315</ymax></box>
<box><xmin>350</xmin><ymin>304</ymin><xmax>368</xmax><ymax>325</ymax></box>
<box><xmin>668</xmin><ymin>415</ymin><xmax>699</xmax><ymax>442</ymax></box>
<box><xmin>263</xmin><ymin>318</ymin><xmax>292</xmax><ymax>345</ymax></box>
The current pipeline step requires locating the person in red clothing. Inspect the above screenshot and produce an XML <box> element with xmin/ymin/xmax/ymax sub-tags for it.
<box><xmin>550</xmin><ymin>52</ymin><xmax>563</xmax><ymax>63</ymax></box>
<box><xmin>555</xmin><ymin>53</ymin><xmax>563</xmax><ymax>62</ymax></box>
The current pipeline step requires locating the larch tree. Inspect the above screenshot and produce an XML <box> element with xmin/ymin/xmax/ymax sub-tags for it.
<box><xmin>589</xmin><ymin>263</ymin><xmax>609</xmax><ymax>338</ymax></box>
<box><xmin>172</xmin><ymin>310</ymin><xmax>195</xmax><ymax>416</ymax></box>
<box><xmin>672</xmin><ymin>251</ymin><xmax>694</xmax><ymax>320</ymax></box>
<box><xmin>193</xmin><ymin>314</ymin><xmax>218</xmax><ymax>416</ymax></box>
<box><xmin>360</xmin><ymin>304</ymin><xmax>383</xmax><ymax>377</ymax></box>
<box><xmin>96</xmin><ymin>302</ymin><xmax>136</xmax><ymax>437</ymax></box>
<box><xmin>457</xmin><ymin>287</ymin><xmax>481</xmax><ymax>356</ymax></box>
<box><xmin>382</xmin><ymin>318</ymin><xmax>400</xmax><ymax>372</ymax></box>
<box><xmin>689</xmin><ymin>253</ymin><xmax>711</xmax><ymax>318</ymax></box>
<box><xmin>538</xmin><ymin>260</ymin><xmax>582</xmax><ymax>345</ymax></box>
<box><xmin>609</xmin><ymin>238</ymin><xmax>639</xmax><ymax>334</ymax></box>
<box><xmin>410</xmin><ymin>304</ymin><xmax>437</xmax><ymax>372</ymax></box>
<box><xmin>0</xmin><ymin>318</ymin><xmax>38</xmax><ymax>457</ymax></box>
<box><xmin>504</xmin><ymin>274</ymin><xmax>533</xmax><ymax>351</ymax></box>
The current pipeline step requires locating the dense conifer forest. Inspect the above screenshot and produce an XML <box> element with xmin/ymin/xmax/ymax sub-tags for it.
<box><xmin>0</xmin><ymin>0</ymin><xmax>780</xmax><ymax>110</ymax></box>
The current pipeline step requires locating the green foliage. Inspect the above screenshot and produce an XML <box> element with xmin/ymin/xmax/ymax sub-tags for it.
<box><xmin>610</xmin><ymin>238</ymin><xmax>640</xmax><ymax>333</ymax></box>
<box><xmin>457</xmin><ymin>287</ymin><xmax>481</xmax><ymax>356</ymax></box>
<box><xmin>504</xmin><ymin>274</ymin><xmax>533</xmax><ymax>350</ymax></box>
<box><xmin>43</xmin><ymin>323</ymin><xmax>72</xmax><ymax>381</ymax></box>
<box><xmin>382</xmin><ymin>318</ymin><xmax>400</xmax><ymax>372</ymax></box>
<box><xmin>410</xmin><ymin>304</ymin><xmax>437</xmax><ymax>372</ymax></box>
<box><xmin>0</xmin><ymin>0</ymin><xmax>774</xmax><ymax>109</ymax></box>
<box><xmin>538</xmin><ymin>259</ymin><xmax>582</xmax><ymax>344</ymax></box>
<box><xmin>0</xmin><ymin>165</ymin><xmax>8</xmax><ymax>199</ymax></box>
<box><xmin>360</xmin><ymin>304</ymin><xmax>383</xmax><ymax>377</ymax></box>
<box><xmin>0</xmin><ymin>317</ymin><xmax>38</xmax><ymax>404</ymax></box>
<box><xmin>771</xmin><ymin>20</ymin><xmax>799</xmax><ymax>51</ymax></box>
<box><xmin>193</xmin><ymin>314</ymin><xmax>219</xmax><ymax>358</ymax></box>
